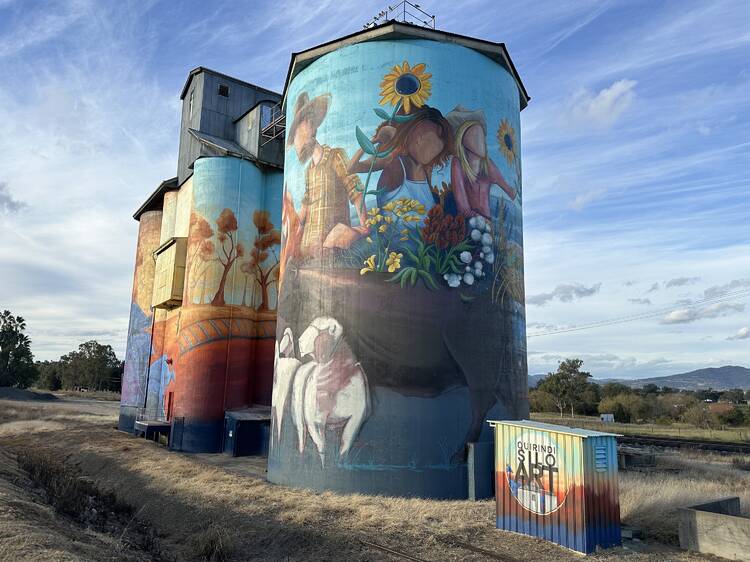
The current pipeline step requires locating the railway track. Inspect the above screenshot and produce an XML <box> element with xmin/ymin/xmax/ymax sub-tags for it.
<box><xmin>618</xmin><ymin>434</ymin><xmax>750</xmax><ymax>454</ymax></box>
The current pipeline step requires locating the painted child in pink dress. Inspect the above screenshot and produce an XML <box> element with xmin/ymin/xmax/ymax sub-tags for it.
<box><xmin>446</xmin><ymin>106</ymin><xmax>516</xmax><ymax>218</ymax></box>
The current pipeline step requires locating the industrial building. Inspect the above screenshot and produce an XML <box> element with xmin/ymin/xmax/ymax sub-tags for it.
<box><xmin>119</xmin><ymin>18</ymin><xmax>529</xmax><ymax>500</ymax></box>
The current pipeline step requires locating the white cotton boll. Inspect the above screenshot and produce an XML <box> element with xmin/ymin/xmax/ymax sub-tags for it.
<box><xmin>465</xmin><ymin>266</ymin><xmax>471</xmax><ymax>272</ymax></box>
<box><xmin>460</xmin><ymin>251</ymin><xmax>472</xmax><ymax>264</ymax></box>
<box><xmin>468</xmin><ymin>217</ymin><xmax>477</xmax><ymax>228</ymax></box>
<box><xmin>482</xmin><ymin>245</ymin><xmax>492</xmax><ymax>254</ymax></box>
<box><xmin>463</xmin><ymin>272</ymin><xmax>475</xmax><ymax>285</ymax></box>
<box><xmin>479</xmin><ymin>252</ymin><xmax>484</xmax><ymax>259</ymax></box>
<box><xmin>446</xmin><ymin>273</ymin><xmax>461</xmax><ymax>288</ymax></box>
<box><xmin>471</xmin><ymin>229</ymin><xmax>482</xmax><ymax>242</ymax></box>
<box><xmin>443</xmin><ymin>274</ymin><xmax>449</xmax><ymax>280</ymax></box>
<box><xmin>474</xmin><ymin>262</ymin><xmax>483</xmax><ymax>271</ymax></box>
<box><xmin>475</xmin><ymin>216</ymin><xmax>485</xmax><ymax>230</ymax></box>
<box><xmin>485</xmin><ymin>252</ymin><xmax>495</xmax><ymax>264</ymax></box>
<box><xmin>481</xmin><ymin>232</ymin><xmax>492</xmax><ymax>245</ymax></box>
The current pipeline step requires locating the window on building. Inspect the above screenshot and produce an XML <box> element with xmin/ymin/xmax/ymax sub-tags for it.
<box><xmin>188</xmin><ymin>90</ymin><xmax>194</xmax><ymax>120</ymax></box>
<box><xmin>218</xmin><ymin>83</ymin><xmax>230</xmax><ymax>97</ymax></box>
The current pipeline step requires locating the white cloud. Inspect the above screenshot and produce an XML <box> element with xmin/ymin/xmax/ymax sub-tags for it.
<box><xmin>704</xmin><ymin>278</ymin><xmax>750</xmax><ymax>299</ymax></box>
<box><xmin>628</xmin><ymin>298</ymin><xmax>651</xmax><ymax>305</ymax></box>
<box><xmin>665</xmin><ymin>276</ymin><xmax>700</xmax><ymax>288</ymax></box>
<box><xmin>570</xmin><ymin>187</ymin><xmax>606</xmax><ymax>211</ymax></box>
<box><xmin>661</xmin><ymin>302</ymin><xmax>745</xmax><ymax>324</ymax></box>
<box><xmin>0</xmin><ymin>182</ymin><xmax>25</xmax><ymax>213</ymax></box>
<box><xmin>527</xmin><ymin>282</ymin><xmax>602</xmax><ymax>306</ymax></box>
<box><xmin>728</xmin><ymin>327</ymin><xmax>750</xmax><ymax>341</ymax></box>
<box><xmin>562</xmin><ymin>79</ymin><xmax>637</xmax><ymax>129</ymax></box>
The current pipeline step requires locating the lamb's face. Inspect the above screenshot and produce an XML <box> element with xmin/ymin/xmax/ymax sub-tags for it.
<box><xmin>298</xmin><ymin>317</ymin><xmax>343</xmax><ymax>363</ymax></box>
<box><xmin>278</xmin><ymin>327</ymin><xmax>295</xmax><ymax>358</ymax></box>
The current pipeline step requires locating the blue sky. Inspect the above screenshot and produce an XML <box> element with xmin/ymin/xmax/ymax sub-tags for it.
<box><xmin>0</xmin><ymin>0</ymin><xmax>748</xmax><ymax>379</ymax></box>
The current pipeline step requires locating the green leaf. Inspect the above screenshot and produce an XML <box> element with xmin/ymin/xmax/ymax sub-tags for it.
<box><xmin>387</xmin><ymin>269</ymin><xmax>406</xmax><ymax>283</ymax></box>
<box><xmin>375</xmin><ymin>147</ymin><xmax>395</xmax><ymax>158</ymax></box>
<box><xmin>459</xmin><ymin>293</ymin><xmax>476</xmax><ymax>303</ymax></box>
<box><xmin>392</xmin><ymin>113</ymin><xmax>416</xmax><ymax>123</ymax></box>
<box><xmin>409</xmin><ymin>269</ymin><xmax>418</xmax><ymax>286</ymax></box>
<box><xmin>355</xmin><ymin>126</ymin><xmax>377</xmax><ymax>155</ymax></box>
<box><xmin>404</xmin><ymin>247</ymin><xmax>419</xmax><ymax>264</ymax></box>
<box><xmin>419</xmin><ymin>270</ymin><xmax>438</xmax><ymax>290</ymax></box>
<box><xmin>373</xmin><ymin>107</ymin><xmax>391</xmax><ymax>120</ymax></box>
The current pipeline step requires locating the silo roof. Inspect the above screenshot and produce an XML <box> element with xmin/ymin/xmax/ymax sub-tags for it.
<box><xmin>281</xmin><ymin>20</ymin><xmax>530</xmax><ymax>111</ymax></box>
<box><xmin>133</xmin><ymin>177</ymin><xmax>178</xmax><ymax>220</ymax></box>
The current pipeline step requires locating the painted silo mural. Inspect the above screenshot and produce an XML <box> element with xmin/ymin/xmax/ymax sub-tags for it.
<box><xmin>118</xmin><ymin>209</ymin><xmax>162</xmax><ymax>432</ymax></box>
<box><xmin>163</xmin><ymin>158</ymin><xmax>283</xmax><ymax>451</ymax></box>
<box><xmin>269</xmin><ymin>39</ymin><xmax>528</xmax><ymax>498</ymax></box>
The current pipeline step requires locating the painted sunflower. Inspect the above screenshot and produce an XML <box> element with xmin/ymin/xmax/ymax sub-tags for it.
<box><xmin>497</xmin><ymin>119</ymin><xmax>517</xmax><ymax>165</ymax></box>
<box><xmin>379</xmin><ymin>61</ymin><xmax>432</xmax><ymax>113</ymax></box>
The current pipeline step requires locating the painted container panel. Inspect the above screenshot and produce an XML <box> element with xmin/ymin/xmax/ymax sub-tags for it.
<box><xmin>269</xmin><ymin>38</ymin><xmax>527</xmax><ymax>498</ymax></box>
<box><xmin>164</xmin><ymin>156</ymin><xmax>281</xmax><ymax>452</ymax></box>
<box><xmin>118</xmin><ymin>209</ymin><xmax>162</xmax><ymax>432</ymax></box>
<box><xmin>491</xmin><ymin>420</ymin><xmax>621</xmax><ymax>554</ymax></box>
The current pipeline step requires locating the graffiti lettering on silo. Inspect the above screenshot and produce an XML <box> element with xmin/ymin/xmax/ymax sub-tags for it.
<box><xmin>269</xmin><ymin>27</ymin><xmax>530</xmax><ymax>498</ymax></box>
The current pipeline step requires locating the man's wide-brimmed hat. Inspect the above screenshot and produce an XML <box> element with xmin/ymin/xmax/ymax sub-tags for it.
<box><xmin>286</xmin><ymin>92</ymin><xmax>330</xmax><ymax>147</ymax></box>
<box><xmin>445</xmin><ymin>105</ymin><xmax>487</xmax><ymax>136</ymax></box>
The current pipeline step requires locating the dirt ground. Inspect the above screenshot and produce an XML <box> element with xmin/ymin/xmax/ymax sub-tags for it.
<box><xmin>0</xmin><ymin>396</ymin><xmax>734</xmax><ymax>561</ymax></box>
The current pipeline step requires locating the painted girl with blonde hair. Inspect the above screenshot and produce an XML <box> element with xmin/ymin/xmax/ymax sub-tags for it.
<box><xmin>446</xmin><ymin>106</ymin><xmax>516</xmax><ymax>218</ymax></box>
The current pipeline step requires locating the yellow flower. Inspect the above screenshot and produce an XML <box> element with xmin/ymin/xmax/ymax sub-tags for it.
<box><xmin>379</xmin><ymin>61</ymin><xmax>432</xmax><ymax>114</ymax></box>
<box><xmin>366</xmin><ymin>236</ymin><xmax>373</xmax><ymax>244</ymax></box>
<box><xmin>497</xmin><ymin>119</ymin><xmax>517</xmax><ymax>166</ymax></box>
<box><xmin>386</xmin><ymin>252</ymin><xmax>402</xmax><ymax>273</ymax></box>
<box><xmin>368</xmin><ymin>207</ymin><xmax>380</xmax><ymax>216</ymax></box>
<box><xmin>360</xmin><ymin>255</ymin><xmax>376</xmax><ymax>275</ymax></box>
<box><xmin>382</xmin><ymin>202</ymin><xmax>396</xmax><ymax>212</ymax></box>
<box><xmin>378</xmin><ymin>224</ymin><xmax>388</xmax><ymax>233</ymax></box>
<box><xmin>400</xmin><ymin>228</ymin><xmax>408</xmax><ymax>235</ymax></box>
<box><xmin>384</xmin><ymin>215</ymin><xmax>393</xmax><ymax>224</ymax></box>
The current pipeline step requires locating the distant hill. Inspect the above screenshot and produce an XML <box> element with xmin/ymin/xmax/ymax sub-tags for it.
<box><xmin>528</xmin><ymin>366</ymin><xmax>750</xmax><ymax>390</ymax></box>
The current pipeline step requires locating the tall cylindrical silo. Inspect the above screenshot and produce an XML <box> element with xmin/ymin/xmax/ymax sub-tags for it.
<box><xmin>119</xmin><ymin>209</ymin><xmax>162</xmax><ymax>432</ymax></box>
<box><xmin>170</xmin><ymin>156</ymin><xmax>282</xmax><ymax>452</ymax></box>
<box><xmin>269</xmin><ymin>29</ymin><xmax>528</xmax><ymax>498</ymax></box>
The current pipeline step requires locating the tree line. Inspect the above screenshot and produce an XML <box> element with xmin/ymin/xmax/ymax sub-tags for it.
<box><xmin>531</xmin><ymin>358</ymin><xmax>750</xmax><ymax>428</ymax></box>
<box><xmin>0</xmin><ymin>309</ymin><xmax>123</xmax><ymax>392</ymax></box>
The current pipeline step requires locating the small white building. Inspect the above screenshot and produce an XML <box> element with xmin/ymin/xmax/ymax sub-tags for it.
<box><xmin>600</xmin><ymin>413</ymin><xmax>615</xmax><ymax>423</ymax></box>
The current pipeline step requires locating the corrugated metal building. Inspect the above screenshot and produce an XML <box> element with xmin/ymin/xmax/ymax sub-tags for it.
<box><xmin>490</xmin><ymin>420</ymin><xmax>622</xmax><ymax>553</ymax></box>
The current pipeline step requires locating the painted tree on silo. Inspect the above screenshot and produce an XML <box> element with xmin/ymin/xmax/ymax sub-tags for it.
<box><xmin>243</xmin><ymin>210</ymin><xmax>280</xmax><ymax>311</ymax></box>
<box><xmin>211</xmin><ymin>208</ymin><xmax>244</xmax><ymax>306</ymax></box>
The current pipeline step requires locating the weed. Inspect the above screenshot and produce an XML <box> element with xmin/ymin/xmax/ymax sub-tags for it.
<box><xmin>192</xmin><ymin>522</ymin><xmax>235</xmax><ymax>562</ymax></box>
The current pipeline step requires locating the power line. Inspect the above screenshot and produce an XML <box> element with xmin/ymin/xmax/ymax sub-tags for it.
<box><xmin>527</xmin><ymin>288</ymin><xmax>750</xmax><ymax>338</ymax></box>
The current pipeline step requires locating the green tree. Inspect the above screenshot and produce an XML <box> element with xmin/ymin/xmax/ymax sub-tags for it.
<box><xmin>720</xmin><ymin>389</ymin><xmax>746</xmax><ymax>404</ymax></box>
<box><xmin>35</xmin><ymin>360</ymin><xmax>62</xmax><ymax>390</ymax></box>
<box><xmin>537</xmin><ymin>358</ymin><xmax>592</xmax><ymax>417</ymax></box>
<box><xmin>640</xmin><ymin>383</ymin><xmax>659</xmax><ymax>395</ymax></box>
<box><xmin>600</xmin><ymin>382</ymin><xmax>632</xmax><ymax>399</ymax></box>
<box><xmin>528</xmin><ymin>388</ymin><xmax>558</xmax><ymax>413</ymax></box>
<box><xmin>682</xmin><ymin>404</ymin><xmax>711</xmax><ymax>428</ymax></box>
<box><xmin>59</xmin><ymin>341</ymin><xmax>122</xmax><ymax>391</ymax></box>
<box><xmin>0</xmin><ymin>310</ymin><xmax>37</xmax><ymax>388</ymax></box>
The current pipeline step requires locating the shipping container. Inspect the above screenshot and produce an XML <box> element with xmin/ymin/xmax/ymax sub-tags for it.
<box><xmin>489</xmin><ymin>420</ymin><xmax>621</xmax><ymax>554</ymax></box>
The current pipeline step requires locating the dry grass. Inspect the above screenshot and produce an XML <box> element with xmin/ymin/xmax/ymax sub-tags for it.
<box><xmin>619</xmin><ymin>453</ymin><xmax>750</xmax><ymax>544</ymax></box>
<box><xmin>532</xmin><ymin>412</ymin><xmax>750</xmax><ymax>443</ymax></box>
<box><xmin>0</xmin><ymin>399</ymin><xmax>723</xmax><ymax>562</ymax></box>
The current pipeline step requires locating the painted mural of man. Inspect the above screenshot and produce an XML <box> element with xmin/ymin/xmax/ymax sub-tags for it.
<box><xmin>285</xmin><ymin>92</ymin><xmax>367</xmax><ymax>258</ymax></box>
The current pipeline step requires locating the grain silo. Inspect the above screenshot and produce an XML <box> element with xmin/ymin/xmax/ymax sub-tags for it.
<box><xmin>268</xmin><ymin>21</ymin><xmax>530</xmax><ymax>499</ymax></box>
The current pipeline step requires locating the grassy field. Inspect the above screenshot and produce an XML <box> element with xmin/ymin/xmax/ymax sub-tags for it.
<box><xmin>0</xmin><ymin>398</ymin><xmax>742</xmax><ymax>561</ymax></box>
<box><xmin>531</xmin><ymin>412</ymin><xmax>750</xmax><ymax>442</ymax></box>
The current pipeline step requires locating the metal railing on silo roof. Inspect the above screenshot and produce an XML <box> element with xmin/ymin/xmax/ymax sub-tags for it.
<box><xmin>260</xmin><ymin>101</ymin><xmax>285</xmax><ymax>147</ymax></box>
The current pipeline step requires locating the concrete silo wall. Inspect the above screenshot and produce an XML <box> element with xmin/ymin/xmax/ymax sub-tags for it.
<box><xmin>269</xmin><ymin>39</ymin><xmax>528</xmax><ymax>498</ymax></box>
<box><xmin>164</xmin><ymin>157</ymin><xmax>282</xmax><ymax>452</ymax></box>
<box><xmin>118</xmin><ymin>209</ymin><xmax>163</xmax><ymax>432</ymax></box>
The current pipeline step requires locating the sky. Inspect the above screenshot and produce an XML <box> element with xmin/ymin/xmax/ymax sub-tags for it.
<box><xmin>0</xmin><ymin>0</ymin><xmax>748</xmax><ymax>379</ymax></box>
